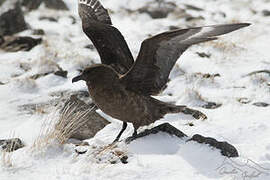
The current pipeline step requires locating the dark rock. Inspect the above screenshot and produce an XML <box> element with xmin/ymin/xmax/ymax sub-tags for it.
<box><xmin>0</xmin><ymin>36</ymin><xmax>42</xmax><ymax>52</ymax></box>
<box><xmin>20</xmin><ymin>63</ymin><xmax>31</xmax><ymax>72</ymax></box>
<box><xmin>75</xmin><ymin>148</ymin><xmax>87</xmax><ymax>155</ymax></box>
<box><xmin>21</xmin><ymin>0</ymin><xmax>42</xmax><ymax>10</ymax></box>
<box><xmin>181</xmin><ymin>107</ymin><xmax>207</xmax><ymax>120</ymax></box>
<box><xmin>49</xmin><ymin>90</ymin><xmax>90</xmax><ymax>99</ymax></box>
<box><xmin>202</xmin><ymin>73</ymin><xmax>220</xmax><ymax>78</ymax></box>
<box><xmin>218</xmin><ymin>12</ymin><xmax>226</xmax><ymax>18</ymax></box>
<box><xmin>189</xmin><ymin>134</ymin><xmax>239</xmax><ymax>157</ymax></box>
<box><xmin>138</xmin><ymin>2</ymin><xmax>176</xmax><ymax>19</ymax></box>
<box><xmin>0</xmin><ymin>35</ymin><xmax>4</xmax><ymax>44</ymax></box>
<box><xmin>120</xmin><ymin>155</ymin><xmax>128</xmax><ymax>164</ymax></box>
<box><xmin>202</xmin><ymin>102</ymin><xmax>222</xmax><ymax>109</ymax></box>
<box><xmin>69</xmin><ymin>15</ymin><xmax>76</xmax><ymax>24</ymax></box>
<box><xmin>18</xmin><ymin>90</ymin><xmax>91</xmax><ymax>115</ymax></box>
<box><xmin>185</xmin><ymin>15</ymin><xmax>205</xmax><ymax>21</ymax></box>
<box><xmin>0</xmin><ymin>138</ymin><xmax>24</xmax><ymax>152</ymax></box>
<box><xmin>252</xmin><ymin>102</ymin><xmax>269</xmax><ymax>107</ymax></box>
<box><xmin>0</xmin><ymin>81</ymin><xmax>5</xmax><ymax>85</ymax></box>
<box><xmin>39</xmin><ymin>16</ymin><xmax>58</xmax><ymax>22</ymax></box>
<box><xmin>57</xmin><ymin>95</ymin><xmax>109</xmax><ymax>140</ymax></box>
<box><xmin>0</xmin><ymin>0</ymin><xmax>6</xmax><ymax>6</ymax></box>
<box><xmin>125</xmin><ymin>123</ymin><xmax>238</xmax><ymax>158</ymax></box>
<box><xmin>30</xmin><ymin>71</ymin><xmax>53</xmax><ymax>80</ymax></box>
<box><xmin>30</xmin><ymin>65</ymin><xmax>66</xmax><ymax>80</ymax></box>
<box><xmin>44</xmin><ymin>0</ymin><xmax>69</xmax><ymax>10</ymax></box>
<box><xmin>22</xmin><ymin>0</ymin><xmax>68</xmax><ymax>11</ymax></box>
<box><xmin>196</xmin><ymin>52</ymin><xmax>211</xmax><ymax>58</ymax></box>
<box><xmin>169</xmin><ymin>25</ymin><xmax>179</xmax><ymax>31</ymax></box>
<box><xmin>0</xmin><ymin>0</ymin><xmax>28</xmax><ymax>36</ymax></box>
<box><xmin>184</xmin><ymin>4</ymin><xmax>204</xmax><ymax>11</ymax></box>
<box><xmin>126</xmin><ymin>123</ymin><xmax>187</xmax><ymax>143</ymax></box>
<box><xmin>32</xmin><ymin>29</ymin><xmax>45</xmax><ymax>35</ymax></box>
<box><xmin>262</xmin><ymin>10</ymin><xmax>270</xmax><ymax>16</ymax></box>
<box><xmin>237</xmin><ymin>97</ymin><xmax>251</xmax><ymax>104</ymax></box>
<box><xmin>245</xmin><ymin>70</ymin><xmax>270</xmax><ymax>76</ymax></box>
<box><xmin>187</xmin><ymin>122</ymin><xmax>194</xmax><ymax>127</ymax></box>
<box><xmin>54</xmin><ymin>70</ymin><xmax>68</xmax><ymax>78</ymax></box>
<box><xmin>84</xmin><ymin>44</ymin><xmax>95</xmax><ymax>50</ymax></box>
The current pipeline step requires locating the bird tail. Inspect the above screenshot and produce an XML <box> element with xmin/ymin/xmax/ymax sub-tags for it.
<box><xmin>150</xmin><ymin>97</ymin><xmax>207</xmax><ymax>120</ymax></box>
<box><xmin>158</xmin><ymin>101</ymin><xmax>207</xmax><ymax>120</ymax></box>
<box><xmin>162</xmin><ymin>104</ymin><xmax>187</xmax><ymax>114</ymax></box>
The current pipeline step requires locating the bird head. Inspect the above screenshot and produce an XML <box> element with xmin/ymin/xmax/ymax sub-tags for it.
<box><xmin>72</xmin><ymin>64</ymin><xmax>118</xmax><ymax>84</ymax></box>
<box><xmin>72</xmin><ymin>66</ymin><xmax>98</xmax><ymax>83</ymax></box>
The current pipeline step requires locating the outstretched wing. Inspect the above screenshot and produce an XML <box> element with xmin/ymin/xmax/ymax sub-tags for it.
<box><xmin>122</xmin><ymin>23</ymin><xmax>250</xmax><ymax>95</ymax></box>
<box><xmin>78</xmin><ymin>0</ymin><xmax>134</xmax><ymax>74</ymax></box>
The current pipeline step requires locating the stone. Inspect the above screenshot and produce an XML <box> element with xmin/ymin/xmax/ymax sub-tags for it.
<box><xmin>0</xmin><ymin>138</ymin><xmax>24</xmax><ymax>152</ymax></box>
<box><xmin>69</xmin><ymin>15</ymin><xmax>76</xmax><ymax>24</ymax></box>
<box><xmin>169</xmin><ymin>26</ymin><xmax>179</xmax><ymax>31</ymax></box>
<box><xmin>262</xmin><ymin>10</ymin><xmax>270</xmax><ymax>16</ymax></box>
<box><xmin>0</xmin><ymin>0</ymin><xmax>28</xmax><ymax>36</ymax></box>
<box><xmin>125</xmin><ymin>123</ymin><xmax>239</xmax><ymax>158</ymax></box>
<box><xmin>184</xmin><ymin>4</ymin><xmax>204</xmax><ymax>11</ymax></box>
<box><xmin>0</xmin><ymin>36</ymin><xmax>42</xmax><ymax>52</ymax></box>
<box><xmin>237</xmin><ymin>97</ymin><xmax>251</xmax><ymax>104</ymax></box>
<box><xmin>125</xmin><ymin>122</ymin><xmax>187</xmax><ymax>143</ymax></box>
<box><xmin>0</xmin><ymin>0</ymin><xmax>6</xmax><ymax>6</ymax></box>
<box><xmin>84</xmin><ymin>44</ymin><xmax>95</xmax><ymax>50</ymax></box>
<box><xmin>202</xmin><ymin>102</ymin><xmax>222</xmax><ymax>109</ymax></box>
<box><xmin>138</xmin><ymin>2</ymin><xmax>176</xmax><ymax>19</ymax></box>
<box><xmin>44</xmin><ymin>0</ymin><xmax>69</xmax><ymax>11</ymax></box>
<box><xmin>189</xmin><ymin>134</ymin><xmax>239</xmax><ymax>157</ymax></box>
<box><xmin>245</xmin><ymin>70</ymin><xmax>270</xmax><ymax>76</ymax></box>
<box><xmin>18</xmin><ymin>90</ymin><xmax>91</xmax><ymax>115</ymax></box>
<box><xmin>21</xmin><ymin>0</ymin><xmax>42</xmax><ymax>10</ymax></box>
<box><xmin>196</xmin><ymin>52</ymin><xmax>211</xmax><ymax>58</ymax></box>
<box><xmin>22</xmin><ymin>0</ymin><xmax>68</xmax><ymax>11</ymax></box>
<box><xmin>39</xmin><ymin>16</ymin><xmax>58</xmax><ymax>22</ymax></box>
<box><xmin>32</xmin><ymin>29</ymin><xmax>45</xmax><ymax>35</ymax></box>
<box><xmin>30</xmin><ymin>72</ymin><xmax>53</xmax><ymax>80</ymax></box>
<box><xmin>185</xmin><ymin>15</ymin><xmax>205</xmax><ymax>21</ymax></box>
<box><xmin>252</xmin><ymin>102</ymin><xmax>269</xmax><ymax>107</ymax></box>
<box><xmin>54</xmin><ymin>70</ymin><xmax>68</xmax><ymax>78</ymax></box>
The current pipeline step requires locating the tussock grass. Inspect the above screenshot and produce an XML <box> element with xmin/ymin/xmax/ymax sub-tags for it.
<box><xmin>0</xmin><ymin>131</ymin><xmax>17</xmax><ymax>168</ymax></box>
<box><xmin>31</xmin><ymin>102</ymin><xmax>96</xmax><ymax>152</ymax></box>
<box><xmin>1</xmin><ymin>151</ymin><xmax>12</xmax><ymax>168</ymax></box>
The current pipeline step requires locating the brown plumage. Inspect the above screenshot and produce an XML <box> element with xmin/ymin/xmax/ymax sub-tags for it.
<box><xmin>73</xmin><ymin>0</ymin><xmax>250</xmax><ymax>141</ymax></box>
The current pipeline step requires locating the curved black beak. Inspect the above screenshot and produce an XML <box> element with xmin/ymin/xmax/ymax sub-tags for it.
<box><xmin>72</xmin><ymin>75</ymin><xmax>83</xmax><ymax>83</ymax></box>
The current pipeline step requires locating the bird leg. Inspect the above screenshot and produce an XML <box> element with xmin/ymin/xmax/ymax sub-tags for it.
<box><xmin>113</xmin><ymin>122</ymin><xmax>127</xmax><ymax>142</ymax></box>
<box><xmin>132</xmin><ymin>129</ymin><xmax>137</xmax><ymax>137</ymax></box>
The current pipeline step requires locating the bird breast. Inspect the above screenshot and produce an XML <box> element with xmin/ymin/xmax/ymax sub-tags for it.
<box><xmin>87</xmin><ymin>82</ymin><xmax>152</xmax><ymax>124</ymax></box>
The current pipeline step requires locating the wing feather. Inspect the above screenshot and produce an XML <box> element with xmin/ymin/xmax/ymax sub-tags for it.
<box><xmin>78</xmin><ymin>0</ymin><xmax>134</xmax><ymax>74</ymax></box>
<box><xmin>122</xmin><ymin>23</ymin><xmax>250</xmax><ymax>95</ymax></box>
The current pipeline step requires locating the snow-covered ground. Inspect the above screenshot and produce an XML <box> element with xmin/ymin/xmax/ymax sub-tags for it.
<box><xmin>1</xmin><ymin>0</ymin><xmax>270</xmax><ymax>179</ymax></box>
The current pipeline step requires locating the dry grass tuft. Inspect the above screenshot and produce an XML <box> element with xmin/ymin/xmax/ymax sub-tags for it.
<box><xmin>1</xmin><ymin>151</ymin><xmax>12</xmax><ymax>168</ymax></box>
<box><xmin>0</xmin><ymin>132</ymin><xmax>17</xmax><ymax>168</ymax></box>
<box><xmin>31</xmin><ymin>102</ymin><xmax>96</xmax><ymax>152</ymax></box>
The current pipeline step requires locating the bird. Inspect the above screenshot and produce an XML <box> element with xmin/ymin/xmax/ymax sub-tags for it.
<box><xmin>73</xmin><ymin>0</ymin><xmax>250</xmax><ymax>142</ymax></box>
